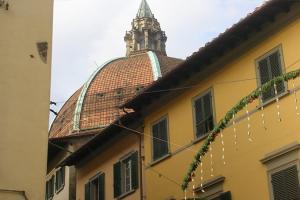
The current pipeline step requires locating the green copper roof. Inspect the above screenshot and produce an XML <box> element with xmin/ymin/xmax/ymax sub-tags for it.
<box><xmin>137</xmin><ymin>0</ymin><xmax>153</xmax><ymax>18</ymax></box>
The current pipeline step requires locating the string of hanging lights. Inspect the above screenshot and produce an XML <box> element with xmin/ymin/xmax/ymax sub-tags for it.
<box><xmin>273</xmin><ymin>83</ymin><xmax>282</xmax><ymax>122</ymax></box>
<box><xmin>182</xmin><ymin>68</ymin><xmax>300</xmax><ymax>191</ymax></box>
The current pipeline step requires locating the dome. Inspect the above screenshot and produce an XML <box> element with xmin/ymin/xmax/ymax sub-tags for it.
<box><xmin>49</xmin><ymin>52</ymin><xmax>182</xmax><ymax>139</ymax></box>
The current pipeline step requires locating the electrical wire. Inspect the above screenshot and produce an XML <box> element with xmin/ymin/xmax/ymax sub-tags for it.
<box><xmin>112</xmin><ymin>123</ymin><xmax>199</xmax><ymax>154</ymax></box>
<box><xmin>48</xmin><ymin>128</ymin><xmax>191</xmax><ymax>193</ymax></box>
<box><xmin>50</xmin><ymin>58</ymin><xmax>300</xmax><ymax>106</ymax></box>
<box><xmin>49</xmin><ymin>81</ymin><xmax>300</xmax><ymax>163</ymax></box>
<box><xmin>49</xmin><ymin>61</ymin><xmax>300</xmax><ymax>139</ymax></box>
<box><xmin>48</xmin><ymin>78</ymin><xmax>300</xmax><ymax>197</ymax></box>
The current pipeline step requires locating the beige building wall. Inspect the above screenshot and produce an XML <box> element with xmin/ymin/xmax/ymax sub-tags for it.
<box><xmin>76</xmin><ymin>133</ymin><xmax>141</xmax><ymax>200</ymax></box>
<box><xmin>0</xmin><ymin>0</ymin><xmax>53</xmax><ymax>199</ymax></box>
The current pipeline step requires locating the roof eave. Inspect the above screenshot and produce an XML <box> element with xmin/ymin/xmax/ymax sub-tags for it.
<box><xmin>61</xmin><ymin>112</ymin><xmax>139</xmax><ymax>166</ymax></box>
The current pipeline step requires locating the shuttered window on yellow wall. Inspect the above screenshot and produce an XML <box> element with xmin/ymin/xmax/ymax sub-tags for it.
<box><xmin>152</xmin><ymin>118</ymin><xmax>169</xmax><ymax>161</ymax></box>
<box><xmin>194</xmin><ymin>91</ymin><xmax>214</xmax><ymax>138</ymax></box>
<box><xmin>257</xmin><ymin>50</ymin><xmax>285</xmax><ymax>102</ymax></box>
<box><xmin>271</xmin><ymin>165</ymin><xmax>300</xmax><ymax>200</ymax></box>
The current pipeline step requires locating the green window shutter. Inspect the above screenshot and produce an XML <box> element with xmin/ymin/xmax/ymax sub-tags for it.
<box><xmin>85</xmin><ymin>182</ymin><xmax>90</xmax><ymax>200</ymax></box>
<box><xmin>203</xmin><ymin>93</ymin><xmax>212</xmax><ymax>117</ymax></box>
<box><xmin>194</xmin><ymin>98</ymin><xmax>203</xmax><ymax>124</ymax></box>
<box><xmin>219</xmin><ymin>191</ymin><xmax>232</xmax><ymax>200</ymax></box>
<box><xmin>203</xmin><ymin>92</ymin><xmax>214</xmax><ymax>133</ymax></box>
<box><xmin>258</xmin><ymin>50</ymin><xmax>285</xmax><ymax>102</ymax></box>
<box><xmin>113</xmin><ymin>162</ymin><xmax>121</xmax><ymax>198</ymax></box>
<box><xmin>271</xmin><ymin>165</ymin><xmax>300</xmax><ymax>200</ymax></box>
<box><xmin>195</xmin><ymin>97</ymin><xmax>205</xmax><ymax>137</ymax></box>
<box><xmin>258</xmin><ymin>57</ymin><xmax>273</xmax><ymax>101</ymax></box>
<box><xmin>98</xmin><ymin>173</ymin><xmax>105</xmax><ymax>200</ymax></box>
<box><xmin>131</xmin><ymin>151</ymin><xmax>139</xmax><ymax>190</ymax></box>
<box><xmin>45</xmin><ymin>181</ymin><xmax>48</xmax><ymax>200</ymax></box>
<box><xmin>55</xmin><ymin>173</ymin><xmax>58</xmax><ymax>192</ymax></box>
<box><xmin>152</xmin><ymin>123</ymin><xmax>160</xmax><ymax>160</ymax></box>
<box><xmin>50</xmin><ymin>176</ymin><xmax>54</xmax><ymax>197</ymax></box>
<box><xmin>159</xmin><ymin>119</ymin><xmax>168</xmax><ymax>156</ymax></box>
<box><xmin>194</xmin><ymin>91</ymin><xmax>214</xmax><ymax>137</ymax></box>
<box><xmin>61</xmin><ymin>167</ymin><xmax>65</xmax><ymax>187</ymax></box>
<box><xmin>269</xmin><ymin>51</ymin><xmax>285</xmax><ymax>94</ymax></box>
<box><xmin>152</xmin><ymin>118</ymin><xmax>168</xmax><ymax>161</ymax></box>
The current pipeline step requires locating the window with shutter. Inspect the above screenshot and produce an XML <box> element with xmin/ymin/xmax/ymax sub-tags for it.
<box><xmin>152</xmin><ymin>117</ymin><xmax>169</xmax><ymax>161</ymax></box>
<box><xmin>271</xmin><ymin>165</ymin><xmax>300</xmax><ymax>200</ymax></box>
<box><xmin>98</xmin><ymin>174</ymin><xmax>105</xmax><ymax>200</ymax></box>
<box><xmin>45</xmin><ymin>182</ymin><xmax>48</xmax><ymax>200</ymax></box>
<box><xmin>193</xmin><ymin>91</ymin><xmax>214</xmax><ymax>138</ymax></box>
<box><xmin>257</xmin><ymin>48</ymin><xmax>285</xmax><ymax>102</ymax></box>
<box><xmin>55</xmin><ymin>167</ymin><xmax>65</xmax><ymax>193</ymax></box>
<box><xmin>85</xmin><ymin>183</ymin><xmax>90</xmax><ymax>200</ymax></box>
<box><xmin>131</xmin><ymin>152</ymin><xmax>139</xmax><ymax>190</ymax></box>
<box><xmin>46</xmin><ymin>176</ymin><xmax>54</xmax><ymax>200</ymax></box>
<box><xmin>85</xmin><ymin>173</ymin><xmax>105</xmax><ymax>200</ymax></box>
<box><xmin>113</xmin><ymin>162</ymin><xmax>121</xmax><ymax>198</ymax></box>
<box><xmin>114</xmin><ymin>151</ymin><xmax>139</xmax><ymax>198</ymax></box>
<box><xmin>217</xmin><ymin>191</ymin><xmax>232</xmax><ymax>200</ymax></box>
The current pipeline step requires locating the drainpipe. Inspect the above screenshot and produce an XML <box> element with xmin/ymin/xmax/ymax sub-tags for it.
<box><xmin>138</xmin><ymin>130</ymin><xmax>144</xmax><ymax>200</ymax></box>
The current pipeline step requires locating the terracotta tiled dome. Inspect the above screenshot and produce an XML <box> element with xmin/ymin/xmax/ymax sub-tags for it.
<box><xmin>49</xmin><ymin>52</ymin><xmax>182</xmax><ymax>139</ymax></box>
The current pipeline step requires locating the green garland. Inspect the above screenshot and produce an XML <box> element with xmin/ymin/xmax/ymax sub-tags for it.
<box><xmin>181</xmin><ymin>68</ymin><xmax>300</xmax><ymax>190</ymax></box>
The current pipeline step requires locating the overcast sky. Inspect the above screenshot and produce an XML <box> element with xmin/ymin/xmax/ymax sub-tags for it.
<box><xmin>50</xmin><ymin>0</ymin><xmax>265</xmax><ymax>123</ymax></box>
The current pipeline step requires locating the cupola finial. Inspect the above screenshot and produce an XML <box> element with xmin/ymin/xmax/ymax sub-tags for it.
<box><xmin>124</xmin><ymin>0</ymin><xmax>167</xmax><ymax>56</ymax></box>
<box><xmin>137</xmin><ymin>0</ymin><xmax>153</xmax><ymax>18</ymax></box>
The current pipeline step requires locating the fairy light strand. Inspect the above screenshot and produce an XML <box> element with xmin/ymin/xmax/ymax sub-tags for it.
<box><xmin>260</xmin><ymin>88</ymin><xmax>267</xmax><ymax>130</ymax></box>
<box><xmin>273</xmin><ymin>83</ymin><xmax>282</xmax><ymax>122</ymax></box>
<box><xmin>232</xmin><ymin>114</ymin><xmax>238</xmax><ymax>150</ymax></box>
<box><xmin>220</xmin><ymin>130</ymin><xmax>226</xmax><ymax>165</ymax></box>
<box><xmin>200</xmin><ymin>158</ymin><xmax>205</xmax><ymax>193</ymax></box>
<box><xmin>292</xmin><ymin>80</ymin><xmax>300</xmax><ymax>116</ymax></box>
<box><xmin>192</xmin><ymin>176</ymin><xmax>195</xmax><ymax>199</ymax></box>
<box><xmin>246</xmin><ymin>104</ymin><xmax>253</xmax><ymax>142</ymax></box>
<box><xmin>209</xmin><ymin>142</ymin><xmax>214</xmax><ymax>177</ymax></box>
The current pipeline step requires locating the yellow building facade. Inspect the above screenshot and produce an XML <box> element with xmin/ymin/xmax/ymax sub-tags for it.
<box><xmin>0</xmin><ymin>0</ymin><xmax>53</xmax><ymax>199</ymax></box>
<box><xmin>125</xmin><ymin>1</ymin><xmax>300</xmax><ymax>200</ymax></box>
<box><xmin>76</xmin><ymin>132</ymin><xmax>142</xmax><ymax>200</ymax></box>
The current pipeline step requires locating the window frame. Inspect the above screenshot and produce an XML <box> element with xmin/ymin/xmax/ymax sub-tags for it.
<box><xmin>55</xmin><ymin>167</ymin><xmax>65</xmax><ymax>194</ymax></box>
<box><xmin>150</xmin><ymin>115</ymin><xmax>170</xmax><ymax>162</ymax></box>
<box><xmin>260</xmin><ymin>142</ymin><xmax>300</xmax><ymax>200</ymax></box>
<box><xmin>195</xmin><ymin>176</ymin><xmax>228</xmax><ymax>200</ymax></box>
<box><xmin>268</xmin><ymin>161</ymin><xmax>300</xmax><ymax>200</ymax></box>
<box><xmin>46</xmin><ymin>175</ymin><xmax>54</xmax><ymax>200</ymax></box>
<box><xmin>192</xmin><ymin>88</ymin><xmax>216</xmax><ymax>141</ymax></box>
<box><xmin>120</xmin><ymin>153</ymin><xmax>133</xmax><ymax>195</ymax></box>
<box><xmin>85</xmin><ymin>172</ymin><xmax>105</xmax><ymax>200</ymax></box>
<box><xmin>255</xmin><ymin>45</ymin><xmax>287</xmax><ymax>105</ymax></box>
<box><xmin>114</xmin><ymin>151</ymin><xmax>139</xmax><ymax>199</ymax></box>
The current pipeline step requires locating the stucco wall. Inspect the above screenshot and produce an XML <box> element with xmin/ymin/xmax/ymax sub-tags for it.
<box><xmin>76</xmin><ymin>133</ymin><xmax>141</xmax><ymax>200</ymax></box>
<box><xmin>143</xmin><ymin>8</ymin><xmax>300</xmax><ymax>200</ymax></box>
<box><xmin>46</xmin><ymin>166</ymin><xmax>75</xmax><ymax>200</ymax></box>
<box><xmin>0</xmin><ymin>0</ymin><xmax>53</xmax><ymax>199</ymax></box>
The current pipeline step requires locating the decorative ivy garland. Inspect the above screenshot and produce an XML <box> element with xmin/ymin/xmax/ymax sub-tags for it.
<box><xmin>181</xmin><ymin>68</ymin><xmax>300</xmax><ymax>190</ymax></box>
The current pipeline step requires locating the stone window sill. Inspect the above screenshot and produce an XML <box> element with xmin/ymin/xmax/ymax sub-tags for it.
<box><xmin>256</xmin><ymin>90</ymin><xmax>289</xmax><ymax>109</ymax></box>
<box><xmin>117</xmin><ymin>189</ymin><xmax>136</xmax><ymax>200</ymax></box>
<box><xmin>150</xmin><ymin>153</ymin><xmax>171</xmax><ymax>167</ymax></box>
<box><xmin>192</xmin><ymin>132</ymin><xmax>210</xmax><ymax>144</ymax></box>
